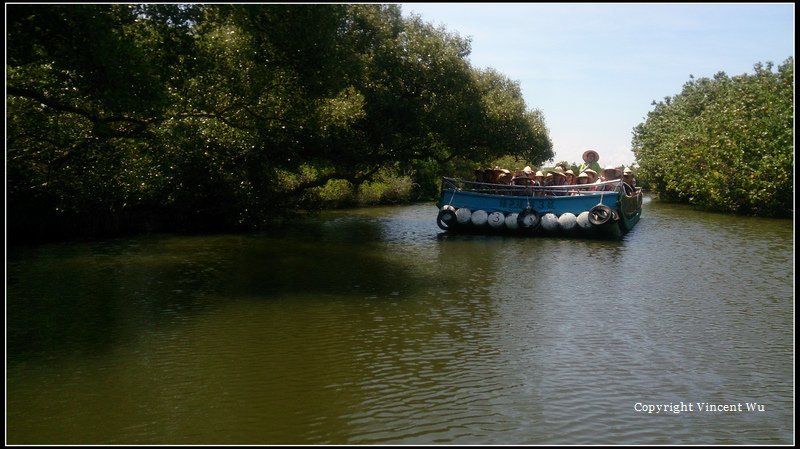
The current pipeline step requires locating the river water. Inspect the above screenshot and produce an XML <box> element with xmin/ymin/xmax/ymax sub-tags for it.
<box><xmin>6</xmin><ymin>197</ymin><xmax>794</xmax><ymax>444</ymax></box>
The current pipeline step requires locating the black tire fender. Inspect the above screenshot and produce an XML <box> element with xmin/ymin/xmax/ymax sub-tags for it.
<box><xmin>588</xmin><ymin>204</ymin><xmax>613</xmax><ymax>226</ymax></box>
<box><xmin>517</xmin><ymin>207</ymin><xmax>540</xmax><ymax>229</ymax></box>
<box><xmin>437</xmin><ymin>207</ymin><xmax>458</xmax><ymax>230</ymax></box>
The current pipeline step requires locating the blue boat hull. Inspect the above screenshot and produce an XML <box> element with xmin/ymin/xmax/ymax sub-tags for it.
<box><xmin>437</xmin><ymin>188</ymin><xmax>620</xmax><ymax>215</ymax></box>
<box><xmin>435</xmin><ymin>177</ymin><xmax>642</xmax><ymax>238</ymax></box>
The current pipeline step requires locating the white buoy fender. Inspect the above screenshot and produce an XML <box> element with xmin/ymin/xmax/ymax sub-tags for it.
<box><xmin>455</xmin><ymin>207</ymin><xmax>472</xmax><ymax>224</ymax></box>
<box><xmin>471</xmin><ymin>209</ymin><xmax>488</xmax><ymax>226</ymax></box>
<box><xmin>505</xmin><ymin>213</ymin><xmax>519</xmax><ymax>230</ymax></box>
<box><xmin>487</xmin><ymin>211</ymin><xmax>505</xmax><ymax>228</ymax></box>
<box><xmin>558</xmin><ymin>212</ymin><xmax>577</xmax><ymax>231</ymax></box>
<box><xmin>577</xmin><ymin>211</ymin><xmax>592</xmax><ymax>230</ymax></box>
<box><xmin>541</xmin><ymin>213</ymin><xmax>559</xmax><ymax>231</ymax></box>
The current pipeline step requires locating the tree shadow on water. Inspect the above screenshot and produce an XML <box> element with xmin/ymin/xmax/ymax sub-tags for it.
<box><xmin>6</xmin><ymin>218</ymin><xmax>433</xmax><ymax>363</ymax></box>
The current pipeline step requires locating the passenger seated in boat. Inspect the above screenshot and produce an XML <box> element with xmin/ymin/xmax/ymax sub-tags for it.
<box><xmin>511</xmin><ymin>166</ymin><xmax>542</xmax><ymax>196</ymax></box>
<box><xmin>582</xmin><ymin>168</ymin><xmax>598</xmax><ymax>184</ymax></box>
<box><xmin>570</xmin><ymin>171</ymin><xmax>592</xmax><ymax>195</ymax></box>
<box><xmin>512</xmin><ymin>168</ymin><xmax>534</xmax><ymax>184</ymax></box>
<box><xmin>599</xmin><ymin>166</ymin><xmax>621</xmax><ymax>191</ymax></box>
<box><xmin>494</xmin><ymin>168</ymin><xmax>513</xmax><ymax>185</ymax></box>
<box><xmin>564</xmin><ymin>169</ymin><xmax>576</xmax><ymax>185</ymax></box>
<box><xmin>580</xmin><ymin>169</ymin><xmax>598</xmax><ymax>191</ymax></box>
<box><xmin>546</xmin><ymin>167</ymin><xmax>569</xmax><ymax>196</ymax></box>
<box><xmin>512</xmin><ymin>166</ymin><xmax>533</xmax><ymax>181</ymax></box>
<box><xmin>622</xmin><ymin>167</ymin><xmax>636</xmax><ymax>193</ymax></box>
<box><xmin>532</xmin><ymin>171</ymin><xmax>546</xmax><ymax>196</ymax></box>
<box><xmin>621</xmin><ymin>167</ymin><xmax>637</xmax><ymax>195</ymax></box>
<box><xmin>475</xmin><ymin>168</ymin><xmax>512</xmax><ymax>186</ymax></box>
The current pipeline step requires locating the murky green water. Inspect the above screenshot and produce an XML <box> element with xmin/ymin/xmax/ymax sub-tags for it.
<box><xmin>6</xmin><ymin>198</ymin><xmax>794</xmax><ymax>444</ymax></box>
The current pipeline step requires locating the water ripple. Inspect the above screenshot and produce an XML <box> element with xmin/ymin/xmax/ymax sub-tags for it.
<box><xmin>6</xmin><ymin>201</ymin><xmax>793</xmax><ymax>445</ymax></box>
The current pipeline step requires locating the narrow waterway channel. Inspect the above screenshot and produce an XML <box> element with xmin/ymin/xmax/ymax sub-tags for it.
<box><xmin>6</xmin><ymin>197</ymin><xmax>794</xmax><ymax>444</ymax></box>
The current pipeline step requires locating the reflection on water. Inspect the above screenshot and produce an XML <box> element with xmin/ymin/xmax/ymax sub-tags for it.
<box><xmin>6</xmin><ymin>199</ymin><xmax>794</xmax><ymax>444</ymax></box>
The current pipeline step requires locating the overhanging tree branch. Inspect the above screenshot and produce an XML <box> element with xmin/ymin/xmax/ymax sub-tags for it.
<box><xmin>8</xmin><ymin>85</ymin><xmax>154</xmax><ymax>138</ymax></box>
<box><xmin>8</xmin><ymin>86</ymin><xmax>99</xmax><ymax>121</ymax></box>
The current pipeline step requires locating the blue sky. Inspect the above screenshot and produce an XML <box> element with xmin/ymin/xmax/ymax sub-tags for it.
<box><xmin>400</xmin><ymin>3</ymin><xmax>794</xmax><ymax>168</ymax></box>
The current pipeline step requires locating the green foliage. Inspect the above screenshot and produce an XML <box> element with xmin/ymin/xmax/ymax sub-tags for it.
<box><xmin>486</xmin><ymin>155</ymin><xmax>529</xmax><ymax>173</ymax></box>
<box><xmin>7</xmin><ymin>4</ymin><xmax>554</xmax><ymax>241</ymax></box>
<box><xmin>553</xmin><ymin>160</ymin><xmax>582</xmax><ymax>173</ymax></box>
<box><xmin>632</xmin><ymin>59</ymin><xmax>793</xmax><ymax>217</ymax></box>
<box><xmin>370</xmin><ymin>166</ymin><xmax>415</xmax><ymax>204</ymax></box>
<box><xmin>469</xmin><ymin>69</ymin><xmax>553</xmax><ymax>165</ymax></box>
<box><xmin>315</xmin><ymin>179</ymin><xmax>356</xmax><ymax>207</ymax></box>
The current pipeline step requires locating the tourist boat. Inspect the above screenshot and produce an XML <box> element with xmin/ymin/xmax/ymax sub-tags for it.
<box><xmin>435</xmin><ymin>177</ymin><xmax>643</xmax><ymax>238</ymax></box>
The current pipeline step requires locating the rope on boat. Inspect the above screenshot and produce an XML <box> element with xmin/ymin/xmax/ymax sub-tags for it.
<box><xmin>447</xmin><ymin>188</ymin><xmax>457</xmax><ymax>206</ymax></box>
